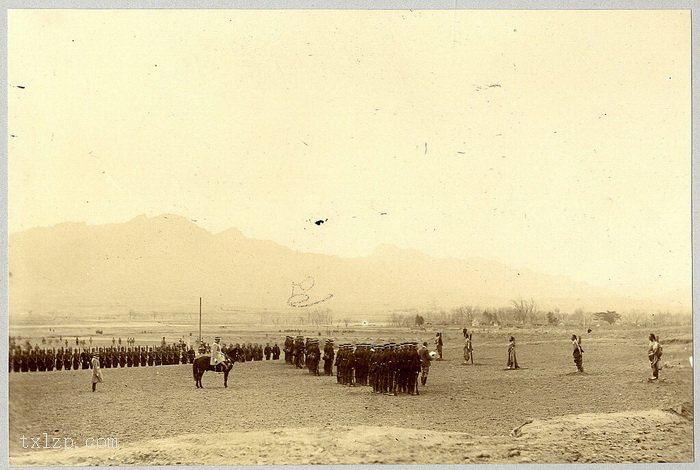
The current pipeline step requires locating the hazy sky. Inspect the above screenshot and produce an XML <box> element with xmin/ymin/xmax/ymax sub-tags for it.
<box><xmin>8</xmin><ymin>10</ymin><xmax>691</xmax><ymax>297</ymax></box>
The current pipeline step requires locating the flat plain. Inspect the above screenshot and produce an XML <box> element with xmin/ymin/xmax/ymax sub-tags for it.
<box><xmin>8</xmin><ymin>323</ymin><xmax>694</xmax><ymax>465</ymax></box>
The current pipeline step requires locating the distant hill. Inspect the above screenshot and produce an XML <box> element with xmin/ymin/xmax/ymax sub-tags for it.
<box><xmin>7</xmin><ymin>214</ymin><xmax>689</xmax><ymax>316</ymax></box>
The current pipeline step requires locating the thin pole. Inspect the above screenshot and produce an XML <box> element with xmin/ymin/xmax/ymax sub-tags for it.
<box><xmin>199</xmin><ymin>297</ymin><xmax>202</xmax><ymax>345</ymax></box>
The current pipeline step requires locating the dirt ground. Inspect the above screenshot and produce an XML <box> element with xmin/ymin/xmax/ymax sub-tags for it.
<box><xmin>8</xmin><ymin>324</ymin><xmax>694</xmax><ymax>465</ymax></box>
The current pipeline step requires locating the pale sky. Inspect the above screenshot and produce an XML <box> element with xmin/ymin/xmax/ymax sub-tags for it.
<box><xmin>8</xmin><ymin>10</ymin><xmax>691</xmax><ymax>297</ymax></box>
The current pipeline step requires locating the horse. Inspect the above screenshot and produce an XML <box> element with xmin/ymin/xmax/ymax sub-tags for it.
<box><xmin>192</xmin><ymin>348</ymin><xmax>239</xmax><ymax>388</ymax></box>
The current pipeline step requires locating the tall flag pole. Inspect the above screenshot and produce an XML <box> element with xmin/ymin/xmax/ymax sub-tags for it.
<box><xmin>199</xmin><ymin>297</ymin><xmax>202</xmax><ymax>346</ymax></box>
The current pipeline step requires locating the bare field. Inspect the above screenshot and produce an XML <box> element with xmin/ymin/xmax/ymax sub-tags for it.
<box><xmin>9</xmin><ymin>324</ymin><xmax>694</xmax><ymax>465</ymax></box>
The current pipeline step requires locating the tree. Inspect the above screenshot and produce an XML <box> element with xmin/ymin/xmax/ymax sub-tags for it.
<box><xmin>511</xmin><ymin>297</ymin><xmax>538</xmax><ymax>324</ymax></box>
<box><xmin>546</xmin><ymin>311</ymin><xmax>560</xmax><ymax>326</ymax></box>
<box><xmin>482</xmin><ymin>309</ymin><xmax>498</xmax><ymax>325</ymax></box>
<box><xmin>593</xmin><ymin>310</ymin><xmax>621</xmax><ymax>325</ymax></box>
<box><xmin>415</xmin><ymin>314</ymin><xmax>425</xmax><ymax>327</ymax></box>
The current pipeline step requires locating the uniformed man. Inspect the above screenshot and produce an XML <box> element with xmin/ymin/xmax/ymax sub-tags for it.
<box><xmin>210</xmin><ymin>336</ymin><xmax>226</xmax><ymax>372</ymax></box>
<box><xmin>419</xmin><ymin>341</ymin><xmax>432</xmax><ymax>386</ymax></box>
<box><xmin>72</xmin><ymin>349</ymin><xmax>80</xmax><ymax>370</ymax></box>
<box><xmin>323</xmin><ymin>340</ymin><xmax>335</xmax><ymax>376</ymax></box>
<box><xmin>264</xmin><ymin>343</ymin><xmax>272</xmax><ymax>360</ymax></box>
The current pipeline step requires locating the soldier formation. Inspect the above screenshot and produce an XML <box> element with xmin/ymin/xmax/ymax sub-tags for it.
<box><xmin>285</xmin><ymin>335</ymin><xmax>426</xmax><ymax>396</ymax></box>
<box><xmin>8</xmin><ymin>343</ymin><xmax>196</xmax><ymax>372</ymax></box>
<box><xmin>8</xmin><ymin>337</ymin><xmax>283</xmax><ymax>373</ymax></box>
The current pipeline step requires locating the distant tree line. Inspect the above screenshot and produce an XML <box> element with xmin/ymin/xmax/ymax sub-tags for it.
<box><xmin>388</xmin><ymin>298</ymin><xmax>691</xmax><ymax>328</ymax></box>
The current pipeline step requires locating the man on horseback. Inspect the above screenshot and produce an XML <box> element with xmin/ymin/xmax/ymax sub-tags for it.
<box><xmin>210</xmin><ymin>337</ymin><xmax>227</xmax><ymax>373</ymax></box>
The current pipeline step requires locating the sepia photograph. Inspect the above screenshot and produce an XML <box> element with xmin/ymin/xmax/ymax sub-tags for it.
<box><xmin>5</xmin><ymin>6</ymin><xmax>694</xmax><ymax>466</ymax></box>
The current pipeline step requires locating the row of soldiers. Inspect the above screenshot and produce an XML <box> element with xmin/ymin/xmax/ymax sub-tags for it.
<box><xmin>283</xmin><ymin>336</ymin><xmax>332</xmax><ymax>376</ymax></box>
<box><xmin>10</xmin><ymin>340</ymin><xmax>284</xmax><ymax>373</ymax></box>
<box><xmin>238</xmin><ymin>342</ymin><xmax>281</xmax><ymax>362</ymax></box>
<box><xmin>335</xmin><ymin>342</ymin><xmax>423</xmax><ymax>395</ymax></box>
<box><xmin>284</xmin><ymin>335</ymin><xmax>426</xmax><ymax>396</ymax></box>
<box><xmin>8</xmin><ymin>345</ymin><xmax>195</xmax><ymax>372</ymax></box>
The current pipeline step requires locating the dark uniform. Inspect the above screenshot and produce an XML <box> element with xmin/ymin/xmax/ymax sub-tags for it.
<box><xmin>323</xmin><ymin>340</ymin><xmax>334</xmax><ymax>376</ymax></box>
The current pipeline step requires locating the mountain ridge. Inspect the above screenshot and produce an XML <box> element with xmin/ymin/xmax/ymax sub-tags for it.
<box><xmin>8</xmin><ymin>215</ymin><xmax>690</xmax><ymax>315</ymax></box>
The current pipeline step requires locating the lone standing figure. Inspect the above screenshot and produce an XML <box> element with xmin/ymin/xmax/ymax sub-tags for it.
<box><xmin>648</xmin><ymin>333</ymin><xmax>662</xmax><ymax>381</ymax></box>
<box><xmin>572</xmin><ymin>334</ymin><xmax>584</xmax><ymax>373</ymax></box>
<box><xmin>507</xmin><ymin>336</ymin><xmax>519</xmax><ymax>369</ymax></box>
<box><xmin>91</xmin><ymin>353</ymin><xmax>103</xmax><ymax>392</ymax></box>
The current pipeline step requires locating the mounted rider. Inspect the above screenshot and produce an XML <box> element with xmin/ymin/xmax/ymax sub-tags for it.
<box><xmin>210</xmin><ymin>337</ymin><xmax>227</xmax><ymax>372</ymax></box>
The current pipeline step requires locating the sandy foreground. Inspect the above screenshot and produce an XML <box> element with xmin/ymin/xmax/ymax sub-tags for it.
<box><xmin>10</xmin><ymin>406</ymin><xmax>693</xmax><ymax>466</ymax></box>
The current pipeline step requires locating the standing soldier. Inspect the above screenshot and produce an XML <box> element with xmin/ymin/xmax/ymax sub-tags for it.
<box><xmin>464</xmin><ymin>334</ymin><xmax>474</xmax><ymax>365</ymax></box>
<box><xmin>284</xmin><ymin>336</ymin><xmax>293</xmax><ymax>364</ymax></box>
<box><xmin>572</xmin><ymin>334</ymin><xmax>584</xmax><ymax>373</ymax></box>
<box><xmin>264</xmin><ymin>343</ymin><xmax>272</xmax><ymax>360</ymax></box>
<box><xmin>435</xmin><ymin>333</ymin><xmax>444</xmax><ymax>360</ymax></box>
<box><xmin>55</xmin><ymin>349</ymin><xmax>63</xmax><ymax>371</ymax></box>
<box><xmin>409</xmin><ymin>342</ymin><xmax>421</xmax><ymax>395</ymax></box>
<box><xmin>419</xmin><ymin>341</ymin><xmax>432</xmax><ymax>386</ymax></box>
<box><xmin>334</xmin><ymin>345</ymin><xmax>344</xmax><ymax>384</ymax></box>
<box><xmin>126</xmin><ymin>347</ymin><xmax>133</xmax><ymax>367</ymax></box>
<box><xmin>72</xmin><ymin>349</ymin><xmax>80</xmax><ymax>371</ymax></box>
<box><xmin>507</xmin><ymin>336</ymin><xmax>519</xmax><ymax>370</ymax></box>
<box><xmin>21</xmin><ymin>350</ymin><xmax>30</xmax><ymax>372</ymax></box>
<box><xmin>118</xmin><ymin>348</ymin><xmax>126</xmax><ymax>368</ymax></box>
<box><xmin>91</xmin><ymin>353</ymin><xmax>103</xmax><ymax>392</ymax></box>
<box><xmin>272</xmin><ymin>343</ymin><xmax>281</xmax><ymax>360</ymax></box>
<box><xmin>12</xmin><ymin>349</ymin><xmax>22</xmax><ymax>373</ymax></box>
<box><xmin>81</xmin><ymin>349</ymin><xmax>90</xmax><ymax>369</ymax></box>
<box><xmin>63</xmin><ymin>348</ymin><xmax>72</xmax><ymax>371</ymax></box>
<box><xmin>323</xmin><ymin>340</ymin><xmax>335</xmax><ymax>376</ymax></box>
<box><xmin>648</xmin><ymin>333</ymin><xmax>662</xmax><ymax>381</ymax></box>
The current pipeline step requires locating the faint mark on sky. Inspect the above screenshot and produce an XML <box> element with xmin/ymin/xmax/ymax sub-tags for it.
<box><xmin>287</xmin><ymin>276</ymin><xmax>333</xmax><ymax>308</ymax></box>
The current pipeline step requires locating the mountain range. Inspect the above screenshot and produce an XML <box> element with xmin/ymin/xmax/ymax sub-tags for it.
<box><xmin>7</xmin><ymin>214</ymin><xmax>691</xmax><ymax>316</ymax></box>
